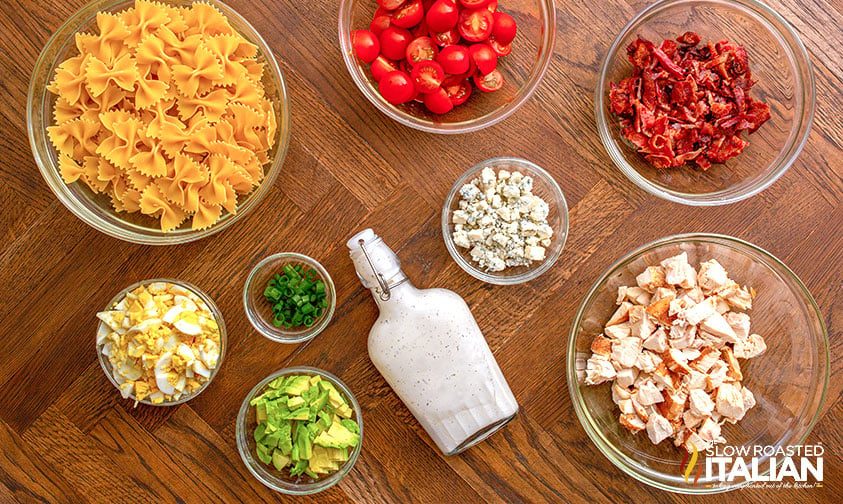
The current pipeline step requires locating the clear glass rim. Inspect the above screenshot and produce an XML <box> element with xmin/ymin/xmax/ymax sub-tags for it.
<box><xmin>242</xmin><ymin>252</ymin><xmax>336</xmax><ymax>344</ymax></box>
<box><xmin>441</xmin><ymin>157</ymin><xmax>569</xmax><ymax>285</ymax></box>
<box><xmin>338</xmin><ymin>0</ymin><xmax>557</xmax><ymax>134</ymax></box>
<box><xmin>566</xmin><ymin>233</ymin><xmax>830</xmax><ymax>493</ymax></box>
<box><xmin>27</xmin><ymin>0</ymin><xmax>292</xmax><ymax>244</ymax></box>
<box><xmin>96</xmin><ymin>278</ymin><xmax>228</xmax><ymax>406</ymax></box>
<box><xmin>593</xmin><ymin>0</ymin><xmax>816</xmax><ymax>206</ymax></box>
<box><xmin>235</xmin><ymin>366</ymin><xmax>364</xmax><ymax>495</ymax></box>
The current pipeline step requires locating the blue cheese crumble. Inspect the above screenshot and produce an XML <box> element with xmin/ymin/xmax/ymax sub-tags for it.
<box><xmin>452</xmin><ymin>167</ymin><xmax>553</xmax><ymax>272</ymax></box>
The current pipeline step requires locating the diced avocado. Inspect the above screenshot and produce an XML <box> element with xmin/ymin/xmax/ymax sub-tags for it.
<box><xmin>290</xmin><ymin>459</ymin><xmax>308</xmax><ymax>477</ymax></box>
<box><xmin>313</xmin><ymin>421</ymin><xmax>360</xmax><ymax>449</ymax></box>
<box><xmin>304</xmin><ymin>467</ymin><xmax>319</xmax><ymax>479</ymax></box>
<box><xmin>308</xmin><ymin>446</ymin><xmax>334</xmax><ymax>474</ymax></box>
<box><xmin>272</xmin><ymin>450</ymin><xmax>291</xmax><ymax>471</ymax></box>
<box><xmin>326</xmin><ymin>447</ymin><xmax>349</xmax><ymax>463</ymax></box>
<box><xmin>282</xmin><ymin>376</ymin><xmax>311</xmax><ymax>396</ymax></box>
<box><xmin>310</xmin><ymin>390</ymin><xmax>329</xmax><ymax>415</ymax></box>
<box><xmin>319</xmin><ymin>381</ymin><xmax>349</xmax><ymax>410</ymax></box>
<box><xmin>297</xmin><ymin>428</ymin><xmax>313</xmax><ymax>460</ymax></box>
<box><xmin>340</xmin><ymin>418</ymin><xmax>360</xmax><ymax>434</ymax></box>
<box><xmin>256</xmin><ymin>442</ymin><xmax>272</xmax><ymax>465</ymax></box>
<box><xmin>309</xmin><ymin>375</ymin><xmax>322</xmax><ymax>386</ymax></box>
<box><xmin>277</xmin><ymin>423</ymin><xmax>293</xmax><ymax>455</ymax></box>
<box><xmin>254</xmin><ymin>422</ymin><xmax>267</xmax><ymax>443</ymax></box>
<box><xmin>291</xmin><ymin>442</ymin><xmax>300</xmax><ymax>462</ymax></box>
<box><xmin>287</xmin><ymin>396</ymin><xmax>306</xmax><ymax>410</ymax></box>
<box><xmin>335</xmin><ymin>403</ymin><xmax>353</xmax><ymax>419</ymax></box>
<box><xmin>283</xmin><ymin>407</ymin><xmax>310</xmax><ymax>421</ymax></box>
<box><xmin>317</xmin><ymin>411</ymin><xmax>332</xmax><ymax>429</ymax></box>
<box><xmin>255</xmin><ymin>403</ymin><xmax>267</xmax><ymax>423</ymax></box>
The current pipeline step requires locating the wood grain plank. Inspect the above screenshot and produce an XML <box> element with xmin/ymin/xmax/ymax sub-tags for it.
<box><xmin>0</xmin><ymin>420</ymin><xmax>84</xmax><ymax>504</ymax></box>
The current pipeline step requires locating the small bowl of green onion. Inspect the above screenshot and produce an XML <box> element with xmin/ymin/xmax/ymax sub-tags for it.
<box><xmin>243</xmin><ymin>253</ymin><xmax>336</xmax><ymax>344</ymax></box>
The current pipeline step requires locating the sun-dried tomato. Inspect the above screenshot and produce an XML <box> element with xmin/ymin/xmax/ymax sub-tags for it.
<box><xmin>608</xmin><ymin>32</ymin><xmax>771</xmax><ymax>170</ymax></box>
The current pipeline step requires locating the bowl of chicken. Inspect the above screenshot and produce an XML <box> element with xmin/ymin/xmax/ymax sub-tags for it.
<box><xmin>567</xmin><ymin>233</ymin><xmax>828</xmax><ymax>493</ymax></box>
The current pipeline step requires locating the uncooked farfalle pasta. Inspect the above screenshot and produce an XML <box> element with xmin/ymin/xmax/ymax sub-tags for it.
<box><xmin>47</xmin><ymin>0</ymin><xmax>278</xmax><ymax>231</ymax></box>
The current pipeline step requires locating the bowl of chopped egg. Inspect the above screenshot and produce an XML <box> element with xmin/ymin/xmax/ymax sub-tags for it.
<box><xmin>567</xmin><ymin>233</ymin><xmax>828</xmax><ymax>493</ymax></box>
<box><xmin>96</xmin><ymin>279</ymin><xmax>226</xmax><ymax>406</ymax></box>
<box><xmin>442</xmin><ymin>157</ymin><xmax>568</xmax><ymax>285</ymax></box>
<box><xmin>28</xmin><ymin>0</ymin><xmax>290</xmax><ymax>245</ymax></box>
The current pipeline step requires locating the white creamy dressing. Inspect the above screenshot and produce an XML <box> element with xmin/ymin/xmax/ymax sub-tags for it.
<box><xmin>348</xmin><ymin>229</ymin><xmax>518</xmax><ymax>455</ymax></box>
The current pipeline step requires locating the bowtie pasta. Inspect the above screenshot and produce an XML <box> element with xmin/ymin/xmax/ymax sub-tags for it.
<box><xmin>47</xmin><ymin>0</ymin><xmax>278</xmax><ymax>231</ymax></box>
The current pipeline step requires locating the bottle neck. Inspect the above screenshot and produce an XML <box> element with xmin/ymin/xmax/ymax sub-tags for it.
<box><xmin>348</xmin><ymin>229</ymin><xmax>410</xmax><ymax>304</ymax></box>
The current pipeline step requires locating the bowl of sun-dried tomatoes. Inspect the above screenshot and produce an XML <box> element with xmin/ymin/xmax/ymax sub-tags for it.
<box><xmin>595</xmin><ymin>0</ymin><xmax>814</xmax><ymax>205</ymax></box>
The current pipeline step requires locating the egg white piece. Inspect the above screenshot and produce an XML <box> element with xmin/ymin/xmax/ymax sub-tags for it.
<box><xmin>155</xmin><ymin>352</ymin><xmax>175</xmax><ymax>395</ymax></box>
<box><xmin>97</xmin><ymin>324</ymin><xmax>111</xmax><ymax>345</ymax></box>
<box><xmin>128</xmin><ymin>318</ymin><xmax>162</xmax><ymax>334</ymax></box>
<box><xmin>173</xmin><ymin>295</ymin><xmax>198</xmax><ymax>311</ymax></box>
<box><xmin>173</xmin><ymin>319</ymin><xmax>202</xmax><ymax>336</ymax></box>
<box><xmin>162</xmin><ymin>306</ymin><xmax>187</xmax><ymax>324</ymax></box>
<box><xmin>193</xmin><ymin>360</ymin><xmax>211</xmax><ymax>378</ymax></box>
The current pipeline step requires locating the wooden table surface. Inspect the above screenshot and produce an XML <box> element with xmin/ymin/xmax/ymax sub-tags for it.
<box><xmin>1</xmin><ymin>0</ymin><xmax>840</xmax><ymax>502</ymax></box>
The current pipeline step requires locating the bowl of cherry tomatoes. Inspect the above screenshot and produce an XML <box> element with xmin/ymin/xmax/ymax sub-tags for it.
<box><xmin>339</xmin><ymin>0</ymin><xmax>556</xmax><ymax>133</ymax></box>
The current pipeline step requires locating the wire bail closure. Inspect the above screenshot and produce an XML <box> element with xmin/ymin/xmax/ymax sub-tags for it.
<box><xmin>359</xmin><ymin>238</ymin><xmax>391</xmax><ymax>301</ymax></box>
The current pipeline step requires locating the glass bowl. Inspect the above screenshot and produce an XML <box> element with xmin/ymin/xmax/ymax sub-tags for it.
<box><xmin>28</xmin><ymin>0</ymin><xmax>291</xmax><ymax>244</ymax></box>
<box><xmin>567</xmin><ymin>234</ymin><xmax>829</xmax><ymax>493</ymax></box>
<box><xmin>338</xmin><ymin>0</ymin><xmax>556</xmax><ymax>133</ymax></box>
<box><xmin>236</xmin><ymin>366</ymin><xmax>364</xmax><ymax>495</ymax></box>
<box><xmin>441</xmin><ymin>157</ymin><xmax>568</xmax><ymax>285</ymax></box>
<box><xmin>96</xmin><ymin>278</ymin><xmax>227</xmax><ymax>406</ymax></box>
<box><xmin>595</xmin><ymin>0</ymin><xmax>814</xmax><ymax>205</ymax></box>
<box><xmin>243</xmin><ymin>253</ymin><xmax>336</xmax><ymax>344</ymax></box>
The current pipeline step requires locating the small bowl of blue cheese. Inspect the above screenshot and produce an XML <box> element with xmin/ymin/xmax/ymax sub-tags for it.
<box><xmin>442</xmin><ymin>158</ymin><xmax>569</xmax><ymax>285</ymax></box>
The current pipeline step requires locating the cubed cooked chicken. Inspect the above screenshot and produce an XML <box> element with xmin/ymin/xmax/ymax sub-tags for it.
<box><xmin>583</xmin><ymin>255</ymin><xmax>765</xmax><ymax>450</ymax></box>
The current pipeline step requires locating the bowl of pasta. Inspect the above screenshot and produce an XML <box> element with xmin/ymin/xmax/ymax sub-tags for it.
<box><xmin>28</xmin><ymin>0</ymin><xmax>290</xmax><ymax>245</ymax></box>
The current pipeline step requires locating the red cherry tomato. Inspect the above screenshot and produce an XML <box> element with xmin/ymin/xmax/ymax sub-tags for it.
<box><xmin>491</xmin><ymin>11</ymin><xmax>517</xmax><ymax>45</ymax></box>
<box><xmin>459</xmin><ymin>0</ymin><xmax>489</xmax><ymax>8</ymax></box>
<box><xmin>486</xmin><ymin>37</ymin><xmax>511</xmax><ymax>56</ymax></box>
<box><xmin>411</xmin><ymin>18</ymin><xmax>429</xmax><ymax>38</ymax></box>
<box><xmin>425</xmin><ymin>0</ymin><xmax>459</xmax><ymax>32</ymax></box>
<box><xmin>405</xmin><ymin>36</ymin><xmax>439</xmax><ymax>66</ymax></box>
<box><xmin>469</xmin><ymin>43</ymin><xmax>497</xmax><ymax>74</ymax></box>
<box><xmin>392</xmin><ymin>0</ymin><xmax>424</xmax><ymax>28</ymax></box>
<box><xmin>410</xmin><ymin>60</ymin><xmax>445</xmax><ymax>93</ymax></box>
<box><xmin>458</xmin><ymin>8</ymin><xmax>494</xmax><ymax>42</ymax></box>
<box><xmin>473</xmin><ymin>69</ymin><xmax>503</xmax><ymax>92</ymax></box>
<box><xmin>352</xmin><ymin>30</ymin><xmax>380</xmax><ymax>63</ymax></box>
<box><xmin>486</xmin><ymin>0</ymin><xmax>498</xmax><ymax>12</ymax></box>
<box><xmin>377</xmin><ymin>0</ymin><xmax>406</xmax><ymax>10</ymax></box>
<box><xmin>379</xmin><ymin>70</ymin><xmax>416</xmax><ymax>104</ymax></box>
<box><xmin>437</xmin><ymin>44</ymin><xmax>470</xmax><ymax>74</ymax></box>
<box><xmin>379</xmin><ymin>26</ymin><xmax>412</xmax><ymax>60</ymax></box>
<box><xmin>423</xmin><ymin>87</ymin><xmax>454</xmax><ymax>114</ymax></box>
<box><xmin>431</xmin><ymin>27</ymin><xmax>460</xmax><ymax>47</ymax></box>
<box><xmin>375</xmin><ymin>7</ymin><xmax>393</xmax><ymax>17</ymax></box>
<box><xmin>370</xmin><ymin>56</ymin><xmax>399</xmax><ymax>82</ymax></box>
<box><xmin>370</xmin><ymin>15</ymin><xmax>392</xmax><ymax>37</ymax></box>
<box><xmin>443</xmin><ymin>77</ymin><xmax>472</xmax><ymax>105</ymax></box>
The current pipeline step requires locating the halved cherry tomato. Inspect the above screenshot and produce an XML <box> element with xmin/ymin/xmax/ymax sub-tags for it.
<box><xmin>491</xmin><ymin>11</ymin><xmax>517</xmax><ymax>45</ymax></box>
<box><xmin>425</xmin><ymin>0</ymin><xmax>459</xmax><ymax>32</ymax></box>
<box><xmin>392</xmin><ymin>0</ymin><xmax>424</xmax><ymax>28</ymax></box>
<box><xmin>459</xmin><ymin>0</ymin><xmax>489</xmax><ymax>8</ymax></box>
<box><xmin>458</xmin><ymin>8</ymin><xmax>494</xmax><ymax>42</ymax></box>
<box><xmin>379</xmin><ymin>26</ymin><xmax>412</xmax><ymax>60</ymax></box>
<box><xmin>352</xmin><ymin>30</ymin><xmax>380</xmax><ymax>63</ymax></box>
<box><xmin>437</xmin><ymin>44</ymin><xmax>470</xmax><ymax>74</ymax></box>
<box><xmin>379</xmin><ymin>70</ymin><xmax>416</xmax><ymax>104</ymax></box>
<box><xmin>405</xmin><ymin>36</ymin><xmax>439</xmax><ymax>66</ymax></box>
<box><xmin>370</xmin><ymin>15</ymin><xmax>392</xmax><ymax>37</ymax></box>
<box><xmin>377</xmin><ymin>0</ymin><xmax>406</xmax><ymax>10</ymax></box>
<box><xmin>486</xmin><ymin>37</ymin><xmax>511</xmax><ymax>56</ymax></box>
<box><xmin>431</xmin><ymin>27</ymin><xmax>460</xmax><ymax>47</ymax></box>
<box><xmin>423</xmin><ymin>87</ymin><xmax>454</xmax><ymax>114</ymax></box>
<box><xmin>410</xmin><ymin>60</ymin><xmax>445</xmax><ymax>93</ymax></box>
<box><xmin>375</xmin><ymin>7</ymin><xmax>393</xmax><ymax>17</ymax></box>
<box><xmin>443</xmin><ymin>76</ymin><xmax>472</xmax><ymax>105</ymax></box>
<box><xmin>473</xmin><ymin>69</ymin><xmax>503</xmax><ymax>92</ymax></box>
<box><xmin>469</xmin><ymin>43</ymin><xmax>497</xmax><ymax>74</ymax></box>
<box><xmin>370</xmin><ymin>56</ymin><xmax>400</xmax><ymax>82</ymax></box>
<box><xmin>486</xmin><ymin>0</ymin><xmax>498</xmax><ymax>12</ymax></box>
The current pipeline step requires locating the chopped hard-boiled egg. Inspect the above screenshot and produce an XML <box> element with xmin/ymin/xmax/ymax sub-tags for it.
<box><xmin>97</xmin><ymin>282</ymin><xmax>222</xmax><ymax>405</ymax></box>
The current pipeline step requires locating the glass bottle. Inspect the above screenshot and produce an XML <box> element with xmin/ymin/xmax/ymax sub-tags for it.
<box><xmin>347</xmin><ymin>229</ymin><xmax>519</xmax><ymax>455</ymax></box>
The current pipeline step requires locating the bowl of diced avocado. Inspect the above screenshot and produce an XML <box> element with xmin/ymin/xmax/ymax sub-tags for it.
<box><xmin>236</xmin><ymin>366</ymin><xmax>363</xmax><ymax>494</ymax></box>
